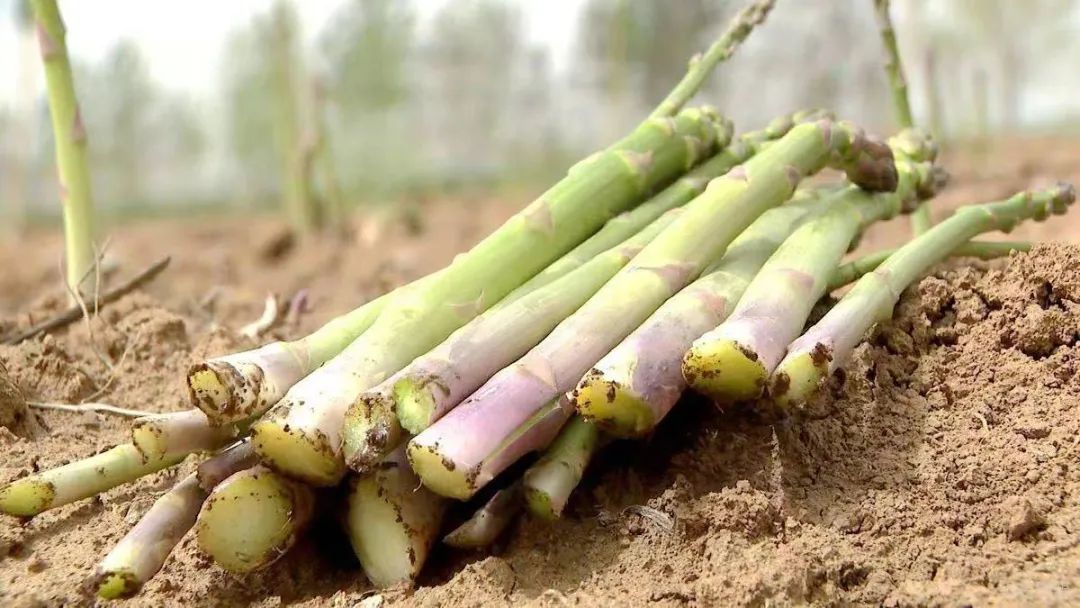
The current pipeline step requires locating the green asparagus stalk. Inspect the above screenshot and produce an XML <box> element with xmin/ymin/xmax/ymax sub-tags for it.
<box><xmin>30</xmin><ymin>0</ymin><xmax>98</xmax><ymax>297</ymax></box>
<box><xmin>343</xmin><ymin>208</ymin><xmax>683</xmax><ymax>473</ymax></box>
<box><xmin>252</xmin><ymin>108</ymin><xmax>732</xmax><ymax>486</ymax></box>
<box><xmin>872</xmin><ymin>0</ymin><xmax>932</xmax><ymax>236</ymax></box>
<box><xmin>522</xmin><ymin>416</ymin><xmax>603</xmax><ymax>519</ymax></box>
<box><xmin>342</xmin><ymin>115</ymin><xmax>812</xmax><ymax>472</ymax></box>
<box><xmin>826</xmin><ymin>240</ymin><xmax>1031</xmax><ymax>291</ymax></box>
<box><xmin>443</xmin><ymin>482</ymin><xmax>524</xmax><ymax>549</ymax></box>
<box><xmin>131</xmin><ymin>409</ymin><xmax>244</xmax><ymax>460</ymax></box>
<box><xmin>94</xmin><ymin>444</ymin><xmax>255</xmax><ymax>599</ymax></box>
<box><xmin>0</xmin><ymin>444</ymin><xmax>182</xmax><ymax>517</ymax></box>
<box><xmin>650</xmin><ymin>0</ymin><xmax>776</xmax><ymax>118</ymax></box>
<box><xmin>344</xmin><ymin>447</ymin><xmax>447</xmax><ymax>587</ymax></box>
<box><xmin>771</xmin><ymin>183</ymin><xmax>1076</xmax><ymax>409</ymax></box>
<box><xmin>571</xmin><ymin>188</ymin><xmax>830</xmax><ymax>437</ymax></box>
<box><xmin>194</xmin><ymin>464</ymin><xmax>315</xmax><ymax>572</ymax></box>
<box><xmin>407</xmin><ymin>119</ymin><xmax>899</xmax><ymax>501</ymax></box>
<box><xmin>681</xmin><ymin>130</ymin><xmax>941</xmax><ymax>404</ymax></box>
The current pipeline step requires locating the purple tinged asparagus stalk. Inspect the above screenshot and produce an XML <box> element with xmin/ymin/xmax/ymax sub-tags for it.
<box><xmin>522</xmin><ymin>416</ymin><xmax>604</xmax><ymax>519</ymax></box>
<box><xmin>571</xmin><ymin>189</ymin><xmax>829</xmax><ymax>437</ymax></box>
<box><xmin>344</xmin><ymin>447</ymin><xmax>447</xmax><ymax>587</ymax></box>
<box><xmin>94</xmin><ymin>446</ymin><xmax>256</xmax><ymax>599</ymax></box>
<box><xmin>443</xmin><ymin>482</ymin><xmax>524</xmax><ymax>549</ymax></box>
<box><xmin>771</xmin><ymin>183</ymin><xmax>1076</xmax><ymax>410</ymax></box>
<box><xmin>194</xmin><ymin>465</ymin><xmax>315</xmax><ymax>572</ymax></box>
<box><xmin>252</xmin><ymin>108</ymin><xmax>731</xmax><ymax>487</ymax></box>
<box><xmin>131</xmin><ymin>409</ymin><xmax>246</xmax><ymax>460</ymax></box>
<box><xmin>407</xmin><ymin>119</ymin><xmax>900</xmax><ymax>501</ymax></box>
<box><xmin>681</xmin><ymin>130</ymin><xmax>942</xmax><ymax>404</ymax></box>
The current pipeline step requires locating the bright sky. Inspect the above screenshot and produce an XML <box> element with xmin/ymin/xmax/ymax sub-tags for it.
<box><xmin>0</xmin><ymin>0</ymin><xmax>583</xmax><ymax>112</ymax></box>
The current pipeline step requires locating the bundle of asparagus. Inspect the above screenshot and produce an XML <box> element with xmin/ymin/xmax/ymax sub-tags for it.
<box><xmin>6</xmin><ymin>0</ymin><xmax>1079</xmax><ymax>600</ymax></box>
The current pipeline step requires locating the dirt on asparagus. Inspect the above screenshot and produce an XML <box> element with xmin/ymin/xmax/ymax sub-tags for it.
<box><xmin>2</xmin><ymin>145</ymin><xmax>1080</xmax><ymax>607</ymax></box>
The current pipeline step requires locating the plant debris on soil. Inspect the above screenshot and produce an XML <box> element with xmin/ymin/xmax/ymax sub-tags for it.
<box><xmin>1</xmin><ymin>197</ymin><xmax>1079</xmax><ymax>605</ymax></box>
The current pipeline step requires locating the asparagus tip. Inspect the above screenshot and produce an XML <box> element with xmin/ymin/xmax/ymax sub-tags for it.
<box><xmin>406</xmin><ymin>442</ymin><xmax>473</xmax><ymax>500</ymax></box>
<box><xmin>251</xmin><ymin>419</ymin><xmax>343</xmax><ymax>486</ymax></box>
<box><xmin>0</xmin><ymin>478</ymin><xmax>55</xmax><ymax>518</ymax></box>
<box><xmin>683</xmin><ymin>339</ymin><xmax>767</xmax><ymax>403</ymax></box>
<box><xmin>572</xmin><ymin>374</ymin><xmax>654</xmax><ymax>438</ymax></box>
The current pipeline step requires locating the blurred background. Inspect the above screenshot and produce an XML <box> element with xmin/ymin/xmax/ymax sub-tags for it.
<box><xmin>1</xmin><ymin>0</ymin><xmax>1079</xmax><ymax>234</ymax></box>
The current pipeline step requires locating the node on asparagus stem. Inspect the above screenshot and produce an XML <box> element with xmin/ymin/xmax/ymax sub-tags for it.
<box><xmin>30</xmin><ymin>0</ymin><xmax>99</xmax><ymax>298</ymax></box>
<box><xmin>195</xmin><ymin>465</ymin><xmax>315</xmax><ymax>572</ymax></box>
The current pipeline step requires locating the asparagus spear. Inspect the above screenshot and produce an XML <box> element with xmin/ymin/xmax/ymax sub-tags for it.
<box><xmin>94</xmin><ymin>475</ymin><xmax>204</xmax><ymax>599</ymax></box>
<box><xmin>196</xmin><ymin>440</ymin><xmax>258</xmax><ymax>490</ymax></box>
<box><xmin>571</xmin><ymin>188</ymin><xmax>830</xmax><ymax>437</ymax></box>
<box><xmin>771</xmin><ymin>183</ymin><xmax>1076</xmax><ymax>409</ymax></box>
<box><xmin>344</xmin><ymin>448</ymin><xmax>447</xmax><ymax>587</ymax></box>
<box><xmin>443</xmin><ymin>481</ymin><xmax>524</xmax><ymax>549</ymax></box>
<box><xmin>252</xmin><ymin>107</ymin><xmax>731</xmax><ymax>486</ymax></box>
<box><xmin>188</xmin><ymin>289</ymin><xmax>393</xmax><ymax>425</ymax></box>
<box><xmin>826</xmin><ymin>240</ymin><xmax>1030</xmax><ymax>290</ymax></box>
<box><xmin>29</xmin><ymin>0</ymin><xmax>98</xmax><ymax>297</ymax></box>
<box><xmin>343</xmin><ymin>208</ymin><xmax>682</xmax><ymax>472</ymax></box>
<box><xmin>681</xmin><ymin>130</ymin><xmax>941</xmax><ymax>404</ymax></box>
<box><xmin>342</xmin><ymin>115</ymin><xmax>809</xmax><ymax>473</ymax></box>
<box><xmin>131</xmin><ymin>409</ymin><xmax>244</xmax><ymax>460</ymax></box>
<box><xmin>872</xmin><ymin>0</ymin><xmax>934</xmax><ymax>236</ymax></box>
<box><xmin>522</xmin><ymin>417</ymin><xmax>603</xmax><ymax>519</ymax></box>
<box><xmin>194</xmin><ymin>465</ymin><xmax>315</xmax><ymax>572</ymax></box>
<box><xmin>94</xmin><ymin>445</ymin><xmax>255</xmax><ymax>599</ymax></box>
<box><xmin>650</xmin><ymin>0</ymin><xmax>776</xmax><ymax>118</ymax></box>
<box><xmin>407</xmin><ymin>119</ymin><xmax>899</xmax><ymax>500</ymax></box>
<box><xmin>0</xmin><ymin>444</ymin><xmax>182</xmax><ymax>518</ymax></box>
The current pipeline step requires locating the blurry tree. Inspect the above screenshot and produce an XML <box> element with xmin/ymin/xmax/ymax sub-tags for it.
<box><xmin>423</xmin><ymin>0</ymin><xmax>525</xmax><ymax>172</ymax></box>
<box><xmin>4</xmin><ymin>0</ymin><xmax>35</xmax><ymax>237</ymax></box>
<box><xmin>98</xmin><ymin>41</ymin><xmax>155</xmax><ymax>205</ymax></box>
<box><xmin>222</xmin><ymin>19</ymin><xmax>278</xmax><ymax>203</ymax></box>
<box><xmin>320</xmin><ymin>0</ymin><xmax>414</xmax><ymax>116</ymax></box>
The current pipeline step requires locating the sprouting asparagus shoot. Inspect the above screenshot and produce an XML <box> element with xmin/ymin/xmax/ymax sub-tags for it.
<box><xmin>771</xmin><ymin>183</ymin><xmax>1076</xmax><ymax>409</ymax></box>
<box><xmin>194</xmin><ymin>465</ymin><xmax>314</xmax><ymax>572</ymax></box>
<box><xmin>522</xmin><ymin>416</ymin><xmax>602</xmax><ymax>519</ymax></box>
<box><xmin>29</xmin><ymin>0</ymin><xmax>98</xmax><ymax>297</ymax></box>
<box><xmin>345</xmin><ymin>448</ymin><xmax>447</xmax><ymax>587</ymax></box>
<box><xmin>0</xmin><ymin>443</ymin><xmax>182</xmax><ymax>518</ymax></box>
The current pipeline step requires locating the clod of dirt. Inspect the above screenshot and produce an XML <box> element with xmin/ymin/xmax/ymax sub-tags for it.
<box><xmin>0</xmin><ymin>337</ymin><xmax>96</xmax><ymax>403</ymax></box>
<box><xmin>0</xmin><ymin>361</ymin><xmax>38</xmax><ymax>438</ymax></box>
<box><xmin>1002</xmin><ymin>496</ymin><xmax>1049</xmax><ymax>542</ymax></box>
